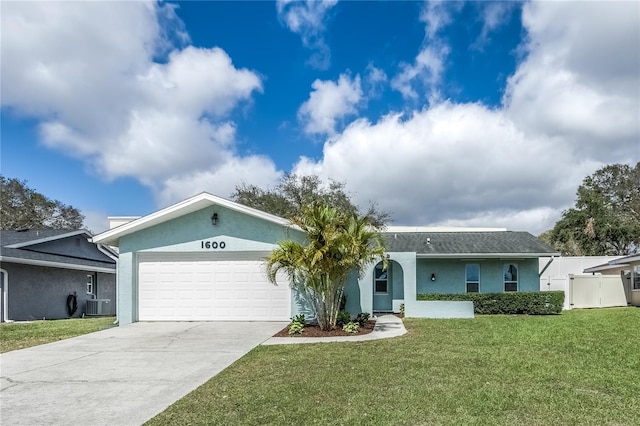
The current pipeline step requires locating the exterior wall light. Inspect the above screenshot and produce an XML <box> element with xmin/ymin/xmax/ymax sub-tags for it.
<box><xmin>211</xmin><ymin>212</ymin><xmax>219</xmax><ymax>226</ymax></box>
<box><xmin>431</xmin><ymin>273</ymin><xmax>436</xmax><ymax>281</ymax></box>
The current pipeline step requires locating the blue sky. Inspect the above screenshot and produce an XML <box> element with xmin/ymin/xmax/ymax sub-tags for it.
<box><xmin>2</xmin><ymin>1</ymin><xmax>639</xmax><ymax>234</ymax></box>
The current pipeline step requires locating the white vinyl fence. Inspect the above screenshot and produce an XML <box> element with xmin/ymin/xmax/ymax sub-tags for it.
<box><xmin>540</xmin><ymin>274</ymin><xmax>629</xmax><ymax>310</ymax></box>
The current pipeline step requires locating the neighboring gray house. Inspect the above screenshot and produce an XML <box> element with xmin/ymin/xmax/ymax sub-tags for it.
<box><xmin>0</xmin><ymin>229</ymin><xmax>117</xmax><ymax>322</ymax></box>
<box><xmin>92</xmin><ymin>193</ymin><xmax>558</xmax><ymax>325</ymax></box>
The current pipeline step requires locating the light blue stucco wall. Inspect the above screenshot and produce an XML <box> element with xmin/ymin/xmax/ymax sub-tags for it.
<box><xmin>349</xmin><ymin>255</ymin><xmax>541</xmax><ymax>318</ymax></box>
<box><xmin>119</xmin><ymin>205</ymin><xmax>303</xmax><ymax>254</ymax></box>
<box><xmin>417</xmin><ymin>258</ymin><xmax>540</xmax><ymax>294</ymax></box>
<box><xmin>356</xmin><ymin>253</ymin><xmax>416</xmax><ymax>315</ymax></box>
<box><xmin>116</xmin><ymin>205</ymin><xmax>305</xmax><ymax>324</ymax></box>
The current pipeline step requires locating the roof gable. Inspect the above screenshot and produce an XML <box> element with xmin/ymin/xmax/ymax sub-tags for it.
<box><xmin>93</xmin><ymin>192</ymin><xmax>295</xmax><ymax>247</ymax></box>
<box><xmin>0</xmin><ymin>229</ymin><xmax>116</xmax><ymax>271</ymax></box>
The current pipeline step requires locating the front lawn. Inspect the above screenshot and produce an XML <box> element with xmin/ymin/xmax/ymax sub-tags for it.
<box><xmin>147</xmin><ymin>308</ymin><xmax>640</xmax><ymax>425</ymax></box>
<box><xmin>0</xmin><ymin>317</ymin><xmax>116</xmax><ymax>353</ymax></box>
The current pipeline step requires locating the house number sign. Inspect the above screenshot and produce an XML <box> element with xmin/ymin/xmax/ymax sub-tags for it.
<box><xmin>201</xmin><ymin>240</ymin><xmax>226</xmax><ymax>249</ymax></box>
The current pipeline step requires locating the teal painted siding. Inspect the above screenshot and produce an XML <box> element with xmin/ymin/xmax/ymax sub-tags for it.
<box><xmin>391</xmin><ymin>260</ymin><xmax>404</xmax><ymax>300</ymax></box>
<box><xmin>119</xmin><ymin>205</ymin><xmax>304</xmax><ymax>254</ymax></box>
<box><xmin>417</xmin><ymin>258</ymin><xmax>540</xmax><ymax>294</ymax></box>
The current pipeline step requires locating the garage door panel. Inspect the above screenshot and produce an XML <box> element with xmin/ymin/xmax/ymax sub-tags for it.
<box><xmin>138</xmin><ymin>260</ymin><xmax>290</xmax><ymax>321</ymax></box>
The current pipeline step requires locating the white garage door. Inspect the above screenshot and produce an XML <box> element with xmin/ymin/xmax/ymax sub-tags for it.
<box><xmin>138</xmin><ymin>260</ymin><xmax>291</xmax><ymax>321</ymax></box>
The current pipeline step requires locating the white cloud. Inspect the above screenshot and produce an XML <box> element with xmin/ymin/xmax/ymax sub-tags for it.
<box><xmin>420</xmin><ymin>0</ymin><xmax>455</xmax><ymax>39</ymax></box>
<box><xmin>157</xmin><ymin>156</ymin><xmax>282</xmax><ymax>207</ymax></box>
<box><xmin>391</xmin><ymin>1</ymin><xmax>457</xmax><ymax>101</ymax></box>
<box><xmin>294</xmin><ymin>103</ymin><xmax>599</xmax><ymax>233</ymax></box>
<box><xmin>82</xmin><ymin>209</ymin><xmax>111</xmax><ymax>235</ymax></box>
<box><xmin>298</xmin><ymin>74</ymin><xmax>363</xmax><ymax>136</ymax></box>
<box><xmin>296</xmin><ymin>2</ymin><xmax>639</xmax><ymax>234</ymax></box>
<box><xmin>1</xmin><ymin>1</ymin><xmax>277</xmax><ymax>207</ymax></box>
<box><xmin>504</xmin><ymin>1</ymin><xmax>640</xmax><ymax>162</ymax></box>
<box><xmin>391</xmin><ymin>45</ymin><xmax>449</xmax><ymax>101</ymax></box>
<box><xmin>364</xmin><ymin>63</ymin><xmax>388</xmax><ymax>98</ymax></box>
<box><xmin>276</xmin><ymin>0</ymin><xmax>338</xmax><ymax>70</ymax></box>
<box><xmin>472</xmin><ymin>2</ymin><xmax>515</xmax><ymax>50</ymax></box>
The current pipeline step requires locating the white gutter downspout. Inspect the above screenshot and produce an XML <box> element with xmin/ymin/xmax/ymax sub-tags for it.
<box><xmin>539</xmin><ymin>256</ymin><xmax>556</xmax><ymax>277</ymax></box>
<box><xmin>1</xmin><ymin>268</ymin><xmax>9</xmax><ymax>322</ymax></box>
<box><xmin>538</xmin><ymin>256</ymin><xmax>556</xmax><ymax>291</ymax></box>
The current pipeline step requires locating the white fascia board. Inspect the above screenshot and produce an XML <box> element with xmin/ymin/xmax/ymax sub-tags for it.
<box><xmin>92</xmin><ymin>192</ymin><xmax>298</xmax><ymax>247</ymax></box>
<box><xmin>583</xmin><ymin>263</ymin><xmax>630</xmax><ymax>273</ymax></box>
<box><xmin>0</xmin><ymin>256</ymin><xmax>116</xmax><ymax>273</ymax></box>
<box><xmin>416</xmin><ymin>253</ymin><xmax>558</xmax><ymax>259</ymax></box>
<box><xmin>97</xmin><ymin>244</ymin><xmax>119</xmax><ymax>261</ymax></box>
<box><xmin>6</xmin><ymin>229</ymin><xmax>92</xmax><ymax>249</ymax></box>
<box><xmin>386</xmin><ymin>226</ymin><xmax>507</xmax><ymax>233</ymax></box>
<box><xmin>609</xmin><ymin>254</ymin><xmax>640</xmax><ymax>264</ymax></box>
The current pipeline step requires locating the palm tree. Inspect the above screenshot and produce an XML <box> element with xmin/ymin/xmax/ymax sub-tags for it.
<box><xmin>266</xmin><ymin>203</ymin><xmax>386</xmax><ymax>330</ymax></box>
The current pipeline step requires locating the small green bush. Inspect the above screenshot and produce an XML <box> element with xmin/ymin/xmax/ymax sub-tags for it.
<box><xmin>417</xmin><ymin>291</ymin><xmax>564</xmax><ymax>315</ymax></box>
<box><xmin>288</xmin><ymin>314</ymin><xmax>305</xmax><ymax>335</ymax></box>
<box><xmin>291</xmin><ymin>314</ymin><xmax>305</xmax><ymax>324</ymax></box>
<box><xmin>342</xmin><ymin>321</ymin><xmax>360</xmax><ymax>334</ymax></box>
<box><xmin>355</xmin><ymin>312</ymin><xmax>370</xmax><ymax>326</ymax></box>
<box><xmin>288</xmin><ymin>321</ymin><xmax>304</xmax><ymax>335</ymax></box>
<box><xmin>337</xmin><ymin>311</ymin><xmax>351</xmax><ymax>326</ymax></box>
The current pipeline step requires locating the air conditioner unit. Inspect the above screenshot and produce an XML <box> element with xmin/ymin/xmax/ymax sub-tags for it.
<box><xmin>86</xmin><ymin>299</ymin><xmax>111</xmax><ymax>316</ymax></box>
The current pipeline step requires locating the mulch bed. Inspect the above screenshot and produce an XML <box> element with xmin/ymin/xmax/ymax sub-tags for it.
<box><xmin>274</xmin><ymin>320</ymin><xmax>377</xmax><ymax>338</ymax></box>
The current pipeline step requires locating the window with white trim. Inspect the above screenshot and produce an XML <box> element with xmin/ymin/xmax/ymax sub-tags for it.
<box><xmin>86</xmin><ymin>274</ymin><xmax>94</xmax><ymax>295</ymax></box>
<box><xmin>633</xmin><ymin>265</ymin><xmax>640</xmax><ymax>290</ymax></box>
<box><xmin>503</xmin><ymin>264</ymin><xmax>518</xmax><ymax>292</ymax></box>
<box><xmin>465</xmin><ymin>264</ymin><xmax>480</xmax><ymax>293</ymax></box>
<box><xmin>374</xmin><ymin>262</ymin><xmax>388</xmax><ymax>293</ymax></box>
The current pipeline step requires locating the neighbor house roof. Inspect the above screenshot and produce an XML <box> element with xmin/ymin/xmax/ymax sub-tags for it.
<box><xmin>583</xmin><ymin>252</ymin><xmax>640</xmax><ymax>273</ymax></box>
<box><xmin>383</xmin><ymin>231</ymin><xmax>560</xmax><ymax>258</ymax></box>
<box><xmin>92</xmin><ymin>192</ymin><xmax>297</xmax><ymax>247</ymax></box>
<box><xmin>1</xmin><ymin>229</ymin><xmax>117</xmax><ymax>273</ymax></box>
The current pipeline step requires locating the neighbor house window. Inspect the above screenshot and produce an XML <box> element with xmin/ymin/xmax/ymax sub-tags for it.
<box><xmin>634</xmin><ymin>265</ymin><xmax>640</xmax><ymax>290</ymax></box>
<box><xmin>466</xmin><ymin>264</ymin><xmax>480</xmax><ymax>293</ymax></box>
<box><xmin>374</xmin><ymin>262</ymin><xmax>388</xmax><ymax>293</ymax></box>
<box><xmin>86</xmin><ymin>274</ymin><xmax>94</xmax><ymax>295</ymax></box>
<box><xmin>503</xmin><ymin>264</ymin><xmax>518</xmax><ymax>292</ymax></box>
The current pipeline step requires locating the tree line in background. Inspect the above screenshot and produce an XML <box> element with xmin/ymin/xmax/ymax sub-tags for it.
<box><xmin>540</xmin><ymin>162</ymin><xmax>640</xmax><ymax>256</ymax></box>
<box><xmin>0</xmin><ymin>175</ymin><xmax>85</xmax><ymax>230</ymax></box>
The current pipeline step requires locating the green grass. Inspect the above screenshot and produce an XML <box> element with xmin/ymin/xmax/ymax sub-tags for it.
<box><xmin>147</xmin><ymin>308</ymin><xmax>640</xmax><ymax>426</ymax></box>
<box><xmin>0</xmin><ymin>317</ymin><xmax>116</xmax><ymax>353</ymax></box>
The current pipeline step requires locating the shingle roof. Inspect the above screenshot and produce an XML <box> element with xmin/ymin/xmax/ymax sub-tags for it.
<box><xmin>1</xmin><ymin>230</ymin><xmax>116</xmax><ymax>271</ymax></box>
<box><xmin>1</xmin><ymin>229</ymin><xmax>71</xmax><ymax>246</ymax></box>
<box><xmin>382</xmin><ymin>231</ymin><xmax>559</xmax><ymax>256</ymax></box>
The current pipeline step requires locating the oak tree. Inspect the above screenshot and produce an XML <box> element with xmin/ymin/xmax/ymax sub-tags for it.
<box><xmin>0</xmin><ymin>176</ymin><xmax>85</xmax><ymax>230</ymax></box>
<box><xmin>550</xmin><ymin>163</ymin><xmax>640</xmax><ymax>255</ymax></box>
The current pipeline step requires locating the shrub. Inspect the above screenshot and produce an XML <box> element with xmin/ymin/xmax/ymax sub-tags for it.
<box><xmin>288</xmin><ymin>314</ymin><xmax>305</xmax><ymax>335</ymax></box>
<box><xmin>355</xmin><ymin>312</ymin><xmax>370</xmax><ymax>326</ymax></box>
<box><xmin>342</xmin><ymin>321</ymin><xmax>360</xmax><ymax>334</ymax></box>
<box><xmin>291</xmin><ymin>314</ymin><xmax>305</xmax><ymax>324</ymax></box>
<box><xmin>288</xmin><ymin>321</ymin><xmax>304</xmax><ymax>335</ymax></box>
<box><xmin>400</xmin><ymin>303</ymin><xmax>405</xmax><ymax>317</ymax></box>
<box><xmin>417</xmin><ymin>291</ymin><xmax>564</xmax><ymax>315</ymax></box>
<box><xmin>337</xmin><ymin>311</ymin><xmax>351</xmax><ymax>326</ymax></box>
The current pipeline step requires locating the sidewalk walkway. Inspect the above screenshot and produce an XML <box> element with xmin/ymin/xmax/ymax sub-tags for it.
<box><xmin>261</xmin><ymin>314</ymin><xmax>407</xmax><ymax>345</ymax></box>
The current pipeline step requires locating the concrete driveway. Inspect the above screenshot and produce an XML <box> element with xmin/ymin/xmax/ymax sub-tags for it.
<box><xmin>0</xmin><ymin>321</ymin><xmax>287</xmax><ymax>426</ymax></box>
